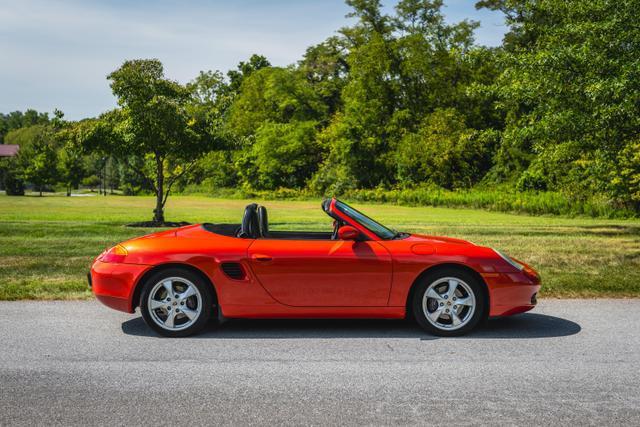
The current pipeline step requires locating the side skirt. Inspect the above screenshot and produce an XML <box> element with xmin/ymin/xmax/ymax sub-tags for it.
<box><xmin>221</xmin><ymin>305</ymin><xmax>406</xmax><ymax>319</ymax></box>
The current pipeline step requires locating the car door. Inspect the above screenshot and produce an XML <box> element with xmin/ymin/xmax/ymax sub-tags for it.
<box><xmin>247</xmin><ymin>238</ymin><xmax>392</xmax><ymax>307</ymax></box>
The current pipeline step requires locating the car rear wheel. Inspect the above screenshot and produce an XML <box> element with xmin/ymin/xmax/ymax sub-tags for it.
<box><xmin>140</xmin><ymin>268</ymin><xmax>213</xmax><ymax>337</ymax></box>
<box><xmin>412</xmin><ymin>268</ymin><xmax>486</xmax><ymax>337</ymax></box>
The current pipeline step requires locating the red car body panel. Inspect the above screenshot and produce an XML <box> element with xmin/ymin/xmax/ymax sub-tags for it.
<box><xmin>247</xmin><ymin>239</ymin><xmax>393</xmax><ymax>306</ymax></box>
<box><xmin>91</xmin><ymin>199</ymin><xmax>541</xmax><ymax>320</ymax></box>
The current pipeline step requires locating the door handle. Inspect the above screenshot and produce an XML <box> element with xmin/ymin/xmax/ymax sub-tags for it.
<box><xmin>251</xmin><ymin>254</ymin><xmax>273</xmax><ymax>262</ymax></box>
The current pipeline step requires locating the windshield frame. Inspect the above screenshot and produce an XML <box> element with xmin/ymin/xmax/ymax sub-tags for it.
<box><xmin>333</xmin><ymin>199</ymin><xmax>398</xmax><ymax>240</ymax></box>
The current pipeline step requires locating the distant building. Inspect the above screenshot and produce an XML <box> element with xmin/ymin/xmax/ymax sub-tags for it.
<box><xmin>0</xmin><ymin>144</ymin><xmax>19</xmax><ymax>158</ymax></box>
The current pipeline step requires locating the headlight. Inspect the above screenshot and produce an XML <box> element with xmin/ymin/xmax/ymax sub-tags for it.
<box><xmin>493</xmin><ymin>249</ymin><xmax>524</xmax><ymax>271</ymax></box>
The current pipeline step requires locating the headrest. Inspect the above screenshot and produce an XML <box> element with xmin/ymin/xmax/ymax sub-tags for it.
<box><xmin>257</xmin><ymin>205</ymin><xmax>268</xmax><ymax>237</ymax></box>
<box><xmin>238</xmin><ymin>203</ymin><xmax>259</xmax><ymax>238</ymax></box>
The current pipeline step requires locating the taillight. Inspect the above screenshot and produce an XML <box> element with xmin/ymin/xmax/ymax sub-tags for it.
<box><xmin>99</xmin><ymin>245</ymin><xmax>128</xmax><ymax>263</ymax></box>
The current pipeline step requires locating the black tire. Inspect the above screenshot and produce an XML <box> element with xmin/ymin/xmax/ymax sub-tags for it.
<box><xmin>140</xmin><ymin>268</ymin><xmax>214</xmax><ymax>337</ymax></box>
<box><xmin>412</xmin><ymin>267</ymin><xmax>486</xmax><ymax>337</ymax></box>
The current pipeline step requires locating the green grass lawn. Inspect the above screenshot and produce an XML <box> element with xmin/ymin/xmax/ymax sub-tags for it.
<box><xmin>1</xmin><ymin>194</ymin><xmax>639</xmax><ymax>300</ymax></box>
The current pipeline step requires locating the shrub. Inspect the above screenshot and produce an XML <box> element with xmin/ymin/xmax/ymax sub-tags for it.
<box><xmin>81</xmin><ymin>175</ymin><xmax>101</xmax><ymax>192</ymax></box>
<box><xmin>3</xmin><ymin>165</ymin><xmax>25</xmax><ymax>196</ymax></box>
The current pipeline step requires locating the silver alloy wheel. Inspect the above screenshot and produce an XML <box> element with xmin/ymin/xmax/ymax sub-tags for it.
<box><xmin>422</xmin><ymin>277</ymin><xmax>476</xmax><ymax>331</ymax></box>
<box><xmin>147</xmin><ymin>277</ymin><xmax>203</xmax><ymax>331</ymax></box>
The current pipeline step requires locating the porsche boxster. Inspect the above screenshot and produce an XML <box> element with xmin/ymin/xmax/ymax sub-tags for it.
<box><xmin>90</xmin><ymin>198</ymin><xmax>541</xmax><ymax>337</ymax></box>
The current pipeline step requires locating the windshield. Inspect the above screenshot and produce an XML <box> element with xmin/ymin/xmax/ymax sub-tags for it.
<box><xmin>334</xmin><ymin>200</ymin><xmax>397</xmax><ymax>240</ymax></box>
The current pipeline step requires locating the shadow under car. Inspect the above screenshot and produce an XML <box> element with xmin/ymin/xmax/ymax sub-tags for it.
<box><xmin>122</xmin><ymin>312</ymin><xmax>581</xmax><ymax>340</ymax></box>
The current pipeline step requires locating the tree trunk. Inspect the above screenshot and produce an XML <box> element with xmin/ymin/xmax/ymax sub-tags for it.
<box><xmin>66</xmin><ymin>185</ymin><xmax>71</xmax><ymax>197</ymax></box>
<box><xmin>153</xmin><ymin>155</ymin><xmax>165</xmax><ymax>224</ymax></box>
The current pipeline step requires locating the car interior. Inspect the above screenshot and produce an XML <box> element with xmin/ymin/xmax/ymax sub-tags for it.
<box><xmin>202</xmin><ymin>202</ymin><xmax>342</xmax><ymax>240</ymax></box>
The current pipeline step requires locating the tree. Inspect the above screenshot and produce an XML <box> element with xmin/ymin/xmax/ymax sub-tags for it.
<box><xmin>19</xmin><ymin>129</ymin><xmax>58</xmax><ymax>196</ymax></box>
<box><xmin>475</xmin><ymin>0</ymin><xmax>543</xmax><ymax>50</ymax></box>
<box><xmin>58</xmin><ymin>146</ymin><xmax>84</xmax><ymax>196</ymax></box>
<box><xmin>314</xmin><ymin>1</ymin><xmax>398</xmax><ymax>190</ymax></box>
<box><xmin>613</xmin><ymin>139</ymin><xmax>640</xmax><ymax>211</ymax></box>
<box><xmin>0</xmin><ymin>110</ymin><xmax>49</xmax><ymax>143</ymax></box>
<box><xmin>56</xmin><ymin>121</ymin><xmax>88</xmax><ymax>196</ymax></box>
<box><xmin>226</xmin><ymin>66</ymin><xmax>328</xmax><ymax>139</ymax></box>
<box><xmin>393</xmin><ymin>0</ymin><xmax>481</xmax><ymax>125</ymax></box>
<box><xmin>493</xmin><ymin>0</ymin><xmax>640</xmax><ymax>207</ymax></box>
<box><xmin>83</xmin><ymin>59</ymin><xmax>213</xmax><ymax>224</ymax></box>
<box><xmin>237</xmin><ymin>121</ymin><xmax>321</xmax><ymax>190</ymax></box>
<box><xmin>313</xmin><ymin>0</ymin><xmax>491</xmax><ymax>192</ymax></box>
<box><xmin>299</xmin><ymin>36</ymin><xmax>350</xmax><ymax>116</ymax></box>
<box><xmin>396</xmin><ymin>109</ymin><xmax>497</xmax><ymax>189</ymax></box>
<box><xmin>5</xmin><ymin>124</ymin><xmax>59</xmax><ymax>196</ymax></box>
<box><xmin>226</xmin><ymin>54</ymin><xmax>271</xmax><ymax>94</ymax></box>
<box><xmin>0</xmin><ymin>158</ymin><xmax>25</xmax><ymax>195</ymax></box>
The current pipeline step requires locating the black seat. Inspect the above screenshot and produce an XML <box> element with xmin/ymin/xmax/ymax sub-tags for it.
<box><xmin>257</xmin><ymin>206</ymin><xmax>269</xmax><ymax>237</ymax></box>
<box><xmin>238</xmin><ymin>203</ymin><xmax>259</xmax><ymax>238</ymax></box>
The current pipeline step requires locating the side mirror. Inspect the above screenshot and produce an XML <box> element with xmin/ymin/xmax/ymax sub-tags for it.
<box><xmin>338</xmin><ymin>225</ymin><xmax>360</xmax><ymax>241</ymax></box>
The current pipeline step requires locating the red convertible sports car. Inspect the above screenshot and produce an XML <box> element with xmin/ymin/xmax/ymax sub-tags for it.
<box><xmin>90</xmin><ymin>198</ymin><xmax>541</xmax><ymax>337</ymax></box>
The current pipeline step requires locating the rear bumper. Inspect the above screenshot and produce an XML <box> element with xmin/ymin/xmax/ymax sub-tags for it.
<box><xmin>482</xmin><ymin>271</ymin><xmax>541</xmax><ymax>317</ymax></box>
<box><xmin>90</xmin><ymin>260</ymin><xmax>150</xmax><ymax>313</ymax></box>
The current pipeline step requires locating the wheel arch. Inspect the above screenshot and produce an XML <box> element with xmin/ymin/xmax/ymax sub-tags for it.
<box><xmin>131</xmin><ymin>262</ymin><xmax>219</xmax><ymax>311</ymax></box>
<box><xmin>404</xmin><ymin>262</ymin><xmax>489</xmax><ymax>320</ymax></box>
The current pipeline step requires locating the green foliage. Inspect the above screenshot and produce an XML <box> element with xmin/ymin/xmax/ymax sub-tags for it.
<box><xmin>342</xmin><ymin>185</ymin><xmax>632</xmax><ymax>218</ymax></box>
<box><xmin>0</xmin><ymin>109</ymin><xmax>49</xmax><ymax>143</ymax></box>
<box><xmin>81</xmin><ymin>175</ymin><xmax>101</xmax><ymax>191</ymax></box>
<box><xmin>299</xmin><ymin>37</ymin><xmax>349</xmax><ymax>115</ymax></box>
<box><xmin>4</xmin><ymin>124</ymin><xmax>47</xmax><ymax>147</ymax></box>
<box><xmin>226</xmin><ymin>67</ymin><xmax>328</xmax><ymax>139</ymax></box>
<box><xmin>238</xmin><ymin>121</ymin><xmax>321</xmax><ymax>190</ymax></box>
<box><xmin>313</xmin><ymin>0</ymin><xmax>491</xmax><ymax>191</ymax></box>
<box><xmin>188</xmin><ymin>151</ymin><xmax>239</xmax><ymax>190</ymax></box>
<box><xmin>226</xmin><ymin>54</ymin><xmax>271</xmax><ymax>94</ymax></box>
<box><xmin>493</xmin><ymin>0</ymin><xmax>640</xmax><ymax>208</ymax></box>
<box><xmin>58</xmin><ymin>146</ymin><xmax>84</xmax><ymax>195</ymax></box>
<box><xmin>106</xmin><ymin>60</ymin><xmax>202</xmax><ymax>160</ymax></box>
<box><xmin>396</xmin><ymin>109</ymin><xmax>496</xmax><ymax>189</ymax></box>
<box><xmin>515</xmin><ymin>166</ymin><xmax>548</xmax><ymax>192</ymax></box>
<box><xmin>22</xmin><ymin>144</ymin><xmax>58</xmax><ymax>195</ymax></box>
<box><xmin>1</xmin><ymin>159</ymin><xmax>25</xmax><ymax>195</ymax></box>
<box><xmin>331</xmin><ymin>31</ymin><xmax>397</xmax><ymax>187</ymax></box>
<box><xmin>613</xmin><ymin>139</ymin><xmax>640</xmax><ymax>209</ymax></box>
<box><xmin>56</xmin><ymin>121</ymin><xmax>89</xmax><ymax>195</ymax></box>
<box><xmin>6</xmin><ymin>125</ymin><xmax>59</xmax><ymax>195</ymax></box>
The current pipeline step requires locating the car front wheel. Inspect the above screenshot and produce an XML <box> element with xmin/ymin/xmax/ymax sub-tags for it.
<box><xmin>140</xmin><ymin>268</ymin><xmax>213</xmax><ymax>337</ymax></box>
<box><xmin>412</xmin><ymin>268</ymin><xmax>486</xmax><ymax>337</ymax></box>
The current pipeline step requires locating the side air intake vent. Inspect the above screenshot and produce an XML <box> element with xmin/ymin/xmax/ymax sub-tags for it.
<box><xmin>221</xmin><ymin>262</ymin><xmax>246</xmax><ymax>280</ymax></box>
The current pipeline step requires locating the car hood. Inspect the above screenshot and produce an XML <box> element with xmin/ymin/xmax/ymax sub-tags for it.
<box><xmin>407</xmin><ymin>233</ymin><xmax>474</xmax><ymax>246</ymax></box>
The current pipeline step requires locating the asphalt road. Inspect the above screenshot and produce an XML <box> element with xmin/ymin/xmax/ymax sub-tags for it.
<box><xmin>1</xmin><ymin>299</ymin><xmax>639</xmax><ymax>426</ymax></box>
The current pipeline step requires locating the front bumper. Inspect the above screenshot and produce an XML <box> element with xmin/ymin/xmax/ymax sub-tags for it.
<box><xmin>90</xmin><ymin>260</ymin><xmax>150</xmax><ymax>313</ymax></box>
<box><xmin>482</xmin><ymin>271</ymin><xmax>541</xmax><ymax>317</ymax></box>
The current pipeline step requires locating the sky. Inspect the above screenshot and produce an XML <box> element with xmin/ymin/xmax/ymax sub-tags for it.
<box><xmin>0</xmin><ymin>0</ymin><xmax>506</xmax><ymax>120</ymax></box>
